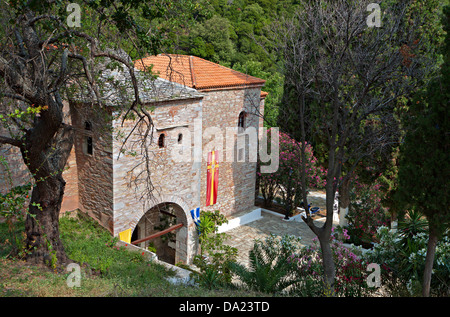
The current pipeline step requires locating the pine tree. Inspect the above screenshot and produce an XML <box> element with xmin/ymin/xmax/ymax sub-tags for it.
<box><xmin>394</xmin><ymin>6</ymin><xmax>450</xmax><ymax>297</ymax></box>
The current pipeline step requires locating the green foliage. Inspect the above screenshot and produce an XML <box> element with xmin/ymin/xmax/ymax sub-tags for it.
<box><xmin>192</xmin><ymin>210</ymin><xmax>237</xmax><ymax>289</ymax></box>
<box><xmin>397</xmin><ymin>210</ymin><xmax>429</xmax><ymax>244</ymax></box>
<box><xmin>189</xmin><ymin>15</ymin><xmax>237</xmax><ymax>63</ymax></box>
<box><xmin>179</xmin><ymin>0</ymin><xmax>303</xmax><ymax>128</ymax></box>
<box><xmin>230</xmin><ymin>234</ymin><xmax>302</xmax><ymax>295</ymax></box>
<box><xmin>364</xmin><ymin>224</ymin><xmax>450</xmax><ymax>296</ymax></box>
<box><xmin>232</xmin><ymin>231</ymin><xmax>372</xmax><ymax>297</ymax></box>
<box><xmin>394</xmin><ymin>5</ymin><xmax>450</xmax><ymax>236</ymax></box>
<box><xmin>0</xmin><ymin>155</ymin><xmax>33</xmax><ymax>259</ymax></box>
<box><xmin>289</xmin><ymin>229</ymin><xmax>371</xmax><ymax>297</ymax></box>
<box><xmin>346</xmin><ymin>177</ymin><xmax>390</xmax><ymax>247</ymax></box>
<box><xmin>197</xmin><ymin>210</ymin><xmax>227</xmax><ymax>248</ymax></box>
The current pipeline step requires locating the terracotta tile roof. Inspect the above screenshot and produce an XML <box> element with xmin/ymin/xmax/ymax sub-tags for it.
<box><xmin>134</xmin><ymin>54</ymin><xmax>265</xmax><ymax>91</ymax></box>
<box><xmin>260</xmin><ymin>91</ymin><xmax>269</xmax><ymax>99</ymax></box>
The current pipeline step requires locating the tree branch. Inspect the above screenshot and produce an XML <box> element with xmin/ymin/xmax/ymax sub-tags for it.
<box><xmin>0</xmin><ymin>135</ymin><xmax>22</xmax><ymax>147</ymax></box>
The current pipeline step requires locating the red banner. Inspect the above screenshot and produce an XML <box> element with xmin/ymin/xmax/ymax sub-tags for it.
<box><xmin>206</xmin><ymin>150</ymin><xmax>219</xmax><ymax>206</ymax></box>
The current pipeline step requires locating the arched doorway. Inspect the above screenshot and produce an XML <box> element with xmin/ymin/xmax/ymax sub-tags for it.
<box><xmin>131</xmin><ymin>202</ymin><xmax>188</xmax><ymax>265</ymax></box>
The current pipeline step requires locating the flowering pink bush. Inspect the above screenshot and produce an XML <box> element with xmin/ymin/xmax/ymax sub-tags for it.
<box><xmin>346</xmin><ymin>175</ymin><xmax>390</xmax><ymax>246</ymax></box>
<box><xmin>258</xmin><ymin>130</ymin><xmax>327</xmax><ymax>212</ymax></box>
<box><xmin>288</xmin><ymin>227</ymin><xmax>369</xmax><ymax>296</ymax></box>
<box><xmin>277</xmin><ymin>131</ymin><xmax>326</xmax><ymax>189</ymax></box>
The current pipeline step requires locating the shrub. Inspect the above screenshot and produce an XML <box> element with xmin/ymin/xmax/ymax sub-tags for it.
<box><xmin>232</xmin><ymin>230</ymin><xmax>372</xmax><ymax>297</ymax></box>
<box><xmin>346</xmin><ymin>178</ymin><xmax>390</xmax><ymax>247</ymax></box>
<box><xmin>257</xmin><ymin>130</ymin><xmax>327</xmax><ymax>216</ymax></box>
<box><xmin>289</xmin><ymin>228</ymin><xmax>370</xmax><ymax>297</ymax></box>
<box><xmin>191</xmin><ymin>210</ymin><xmax>238</xmax><ymax>289</ymax></box>
<box><xmin>230</xmin><ymin>234</ymin><xmax>303</xmax><ymax>295</ymax></box>
<box><xmin>363</xmin><ymin>222</ymin><xmax>450</xmax><ymax>297</ymax></box>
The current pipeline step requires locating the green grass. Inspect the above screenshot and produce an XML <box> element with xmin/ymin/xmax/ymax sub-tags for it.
<box><xmin>0</xmin><ymin>211</ymin><xmax>261</xmax><ymax>297</ymax></box>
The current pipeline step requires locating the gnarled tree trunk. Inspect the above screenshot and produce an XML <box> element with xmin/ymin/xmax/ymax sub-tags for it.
<box><xmin>25</xmin><ymin>174</ymin><xmax>69</xmax><ymax>265</ymax></box>
<box><xmin>21</xmin><ymin>124</ymin><xmax>74</xmax><ymax>266</ymax></box>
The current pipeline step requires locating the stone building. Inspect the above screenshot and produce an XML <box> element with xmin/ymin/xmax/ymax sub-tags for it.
<box><xmin>0</xmin><ymin>54</ymin><xmax>267</xmax><ymax>265</ymax></box>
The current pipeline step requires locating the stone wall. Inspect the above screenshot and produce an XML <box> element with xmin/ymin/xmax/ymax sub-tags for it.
<box><xmin>200</xmin><ymin>87</ymin><xmax>263</xmax><ymax>217</ymax></box>
<box><xmin>0</xmin><ymin>145</ymin><xmax>31</xmax><ymax>194</ymax></box>
<box><xmin>69</xmin><ymin>102</ymin><xmax>114</xmax><ymax>232</ymax></box>
<box><xmin>112</xmin><ymin>97</ymin><xmax>203</xmax><ymax>264</ymax></box>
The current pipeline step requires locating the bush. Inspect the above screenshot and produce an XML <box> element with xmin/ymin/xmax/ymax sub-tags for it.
<box><xmin>363</xmin><ymin>222</ymin><xmax>450</xmax><ymax>297</ymax></box>
<box><xmin>289</xmin><ymin>228</ymin><xmax>370</xmax><ymax>297</ymax></box>
<box><xmin>257</xmin><ymin>130</ymin><xmax>326</xmax><ymax>216</ymax></box>
<box><xmin>346</xmin><ymin>178</ymin><xmax>390</xmax><ymax>247</ymax></box>
<box><xmin>232</xmin><ymin>230</ymin><xmax>373</xmax><ymax>297</ymax></box>
<box><xmin>191</xmin><ymin>210</ymin><xmax>238</xmax><ymax>289</ymax></box>
<box><xmin>230</xmin><ymin>234</ymin><xmax>303</xmax><ymax>295</ymax></box>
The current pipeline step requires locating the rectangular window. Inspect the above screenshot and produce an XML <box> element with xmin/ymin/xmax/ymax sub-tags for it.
<box><xmin>86</xmin><ymin>136</ymin><xmax>93</xmax><ymax>155</ymax></box>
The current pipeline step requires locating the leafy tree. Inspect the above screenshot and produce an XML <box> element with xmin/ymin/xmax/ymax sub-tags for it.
<box><xmin>268</xmin><ymin>0</ymin><xmax>437</xmax><ymax>293</ymax></box>
<box><xmin>188</xmin><ymin>15</ymin><xmax>237</xmax><ymax>63</ymax></box>
<box><xmin>0</xmin><ymin>0</ymin><xmax>198</xmax><ymax>265</ymax></box>
<box><xmin>394</xmin><ymin>5</ymin><xmax>450</xmax><ymax>297</ymax></box>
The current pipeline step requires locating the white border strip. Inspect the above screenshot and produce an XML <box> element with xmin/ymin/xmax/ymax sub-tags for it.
<box><xmin>217</xmin><ymin>208</ymin><xmax>263</xmax><ymax>233</ymax></box>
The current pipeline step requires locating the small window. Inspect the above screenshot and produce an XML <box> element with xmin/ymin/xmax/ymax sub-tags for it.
<box><xmin>158</xmin><ymin>134</ymin><xmax>165</xmax><ymax>148</ymax></box>
<box><xmin>86</xmin><ymin>136</ymin><xmax>93</xmax><ymax>155</ymax></box>
<box><xmin>177</xmin><ymin>133</ymin><xmax>183</xmax><ymax>144</ymax></box>
<box><xmin>84</xmin><ymin>121</ymin><xmax>93</xmax><ymax>155</ymax></box>
<box><xmin>238</xmin><ymin>111</ymin><xmax>246</xmax><ymax>129</ymax></box>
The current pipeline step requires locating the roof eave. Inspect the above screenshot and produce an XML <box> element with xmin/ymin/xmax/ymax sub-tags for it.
<box><xmin>197</xmin><ymin>82</ymin><xmax>266</xmax><ymax>92</ymax></box>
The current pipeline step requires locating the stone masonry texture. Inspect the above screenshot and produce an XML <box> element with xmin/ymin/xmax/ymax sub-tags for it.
<box><xmin>1</xmin><ymin>73</ymin><xmax>265</xmax><ymax>265</ymax></box>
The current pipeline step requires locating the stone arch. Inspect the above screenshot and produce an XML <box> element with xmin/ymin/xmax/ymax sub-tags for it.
<box><xmin>130</xmin><ymin>194</ymin><xmax>196</xmax><ymax>265</ymax></box>
<box><xmin>129</xmin><ymin>194</ymin><xmax>193</xmax><ymax>230</ymax></box>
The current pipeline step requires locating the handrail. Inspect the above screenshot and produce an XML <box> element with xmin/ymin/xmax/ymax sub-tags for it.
<box><xmin>131</xmin><ymin>223</ymin><xmax>184</xmax><ymax>245</ymax></box>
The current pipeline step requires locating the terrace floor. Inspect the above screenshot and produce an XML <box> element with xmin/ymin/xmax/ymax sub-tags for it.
<box><xmin>224</xmin><ymin>191</ymin><xmax>337</xmax><ymax>267</ymax></box>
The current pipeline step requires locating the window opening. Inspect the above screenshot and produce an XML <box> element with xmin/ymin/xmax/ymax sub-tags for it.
<box><xmin>86</xmin><ymin>137</ymin><xmax>93</xmax><ymax>155</ymax></box>
<box><xmin>238</xmin><ymin>111</ymin><xmax>246</xmax><ymax>129</ymax></box>
<box><xmin>158</xmin><ymin>134</ymin><xmax>165</xmax><ymax>148</ymax></box>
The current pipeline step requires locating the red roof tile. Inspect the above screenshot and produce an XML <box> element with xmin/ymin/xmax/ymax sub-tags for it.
<box><xmin>134</xmin><ymin>54</ymin><xmax>265</xmax><ymax>91</ymax></box>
